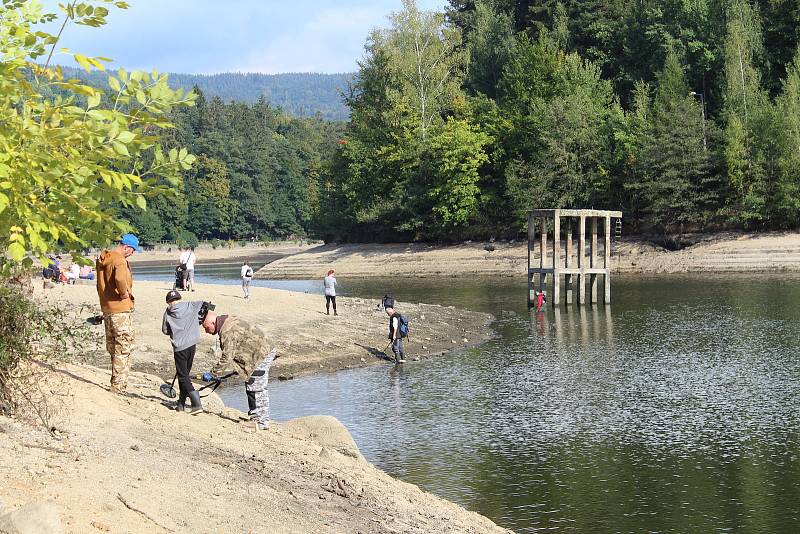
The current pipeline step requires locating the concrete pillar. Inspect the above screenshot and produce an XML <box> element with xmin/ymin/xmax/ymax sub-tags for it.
<box><xmin>604</xmin><ymin>216</ymin><xmax>611</xmax><ymax>303</ymax></box>
<box><xmin>552</xmin><ymin>214</ymin><xmax>560</xmax><ymax>306</ymax></box>
<box><xmin>527</xmin><ymin>212</ymin><xmax>534</xmax><ymax>306</ymax></box>
<box><xmin>589</xmin><ymin>217</ymin><xmax>598</xmax><ymax>304</ymax></box>
<box><xmin>565</xmin><ymin>218</ymin><xmax>573</xmax><ymax>304</ymax></box>
<box><xmin>578</xmin><ymin>215</ymin><xmax>586</xmax><ymax>305</ymax></box>
<box><xmin>539</xmin><ymin>217</ymin><xmax>547</xmax><ymax>292</ymax></box>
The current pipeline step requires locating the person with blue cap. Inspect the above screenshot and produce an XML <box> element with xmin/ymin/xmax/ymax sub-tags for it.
<box><xmin>96</xmin><ymin>233</ymin><xmax>141</xmax><ymax>394</ymax></box>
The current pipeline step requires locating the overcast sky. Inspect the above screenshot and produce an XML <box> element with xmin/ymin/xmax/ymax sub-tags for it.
<box><xmin>40</xmin><ymin>1</ymin><xmax>448</xmax><ymax>74</ymax></box>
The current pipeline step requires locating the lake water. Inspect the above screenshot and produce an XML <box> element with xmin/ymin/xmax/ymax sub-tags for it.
<box><xmin>139</xmin><ymin>263</ymin><xmax>800</xmax><ymax>532</ymax></box>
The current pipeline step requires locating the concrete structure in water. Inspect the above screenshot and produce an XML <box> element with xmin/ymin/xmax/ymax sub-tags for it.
<box><xmin>528</xmin><ymin>209</ymin><xmax>623</xmax><ymax>306</ymax></box>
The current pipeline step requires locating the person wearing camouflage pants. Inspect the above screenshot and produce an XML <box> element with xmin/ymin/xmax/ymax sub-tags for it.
<box><xmin>245</xmin><ymin>348</ymin><xmax>278</xmax><ymax>428</ymax></box>
<box><xmin>203</xmin><ymin>311</ymin><xmax>279</xmax><ymax>430</ymax></box>
<box><xmin>104</xmin><ymin>311</ymin><xmax>135</xmax><ymax>392</ymax></box>
<box><xmin>96</xmin><ymin>234</ymin><xmax>141</xmax><ymax>393</ymax></box>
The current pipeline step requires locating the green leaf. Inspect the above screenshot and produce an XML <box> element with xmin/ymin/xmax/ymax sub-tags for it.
<box><xmin>87</xmin><ymin>93</ymin><xmax>101</xmax><ymax>109</ymax></box>
<box><xmin>116</xmin><ymin>131</ymin><xmax>135</xmax><ymax>143</ymax></box>
<box><xmin>74</xmin><ymin>53</ymin><xmax>93</xmax><ymax>72</ymax></box>
<box><xmin>8</xmin><ymin>242</ymin><xmax>25</xmax><ymax>262</ymax></box>
<box><xmin>112</xmin><ymin>141</ymin><xmax>130</xmax><ymax>156</ymax></box>
<box><xmin>135</xmin><ymin>195</ymin><xmax>147</xmax><ymax>210</ymax></box>
<box><xmin>108</xmin><ymin>76</ymin><xmax>121</xmax><ymax>92</ymax></box>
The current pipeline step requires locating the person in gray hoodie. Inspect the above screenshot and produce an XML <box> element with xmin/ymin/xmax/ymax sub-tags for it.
<box><xmin>161</xmin><ymin>290</ymin><xmax>205</xmax><ymax>414</ymax></box>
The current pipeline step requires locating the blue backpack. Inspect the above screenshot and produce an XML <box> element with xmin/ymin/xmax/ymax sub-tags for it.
<box><xmin>396</xmin><ymin>314</ymin><xmax>409</xmax><ymax>338</ymax></box>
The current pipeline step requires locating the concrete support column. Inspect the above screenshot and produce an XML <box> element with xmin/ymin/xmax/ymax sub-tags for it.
<box><xmin>578</xmin><ymin>216</ymin><xmax>586</xmax><ymax>305</ymax></box>
<box><xmin>565</xmin><ymin>218</ymin><xmax>573</xmax><ymax>304</ymax></box>
<box><xmin>589</xmin><ymin>217</ymin><xmax>598</xmax><ymax>304</ymax></box>
<box><xmin>604</xmin><ymin>216</ymin><xmax>611</xmax><ymax>303</ymax></box>
<box><xmin>527</xmin><ymin>212</ymin><xmax>535</xmax><ymax>306</ymax></box>
<box><xmin>552</xmin><ymin>213</ymin><xmax>560</xmax><ymax>306</ymax></box>
<box><xmin>539</xmin><ymin>217</ymin><xmax>547</xmax><ymax>292</ymax></box>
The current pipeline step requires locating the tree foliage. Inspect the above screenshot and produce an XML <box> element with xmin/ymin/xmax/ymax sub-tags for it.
<box><xmin>0</xmin><ymin>0</ymin><xmax>195</xmax><ymax>267</ymax></box>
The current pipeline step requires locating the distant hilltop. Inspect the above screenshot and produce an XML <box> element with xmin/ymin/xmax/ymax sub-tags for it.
<box><xmin>60</xmin><ymin>66</ymin><xmax>354</xmax><ymax>121</ymax></box>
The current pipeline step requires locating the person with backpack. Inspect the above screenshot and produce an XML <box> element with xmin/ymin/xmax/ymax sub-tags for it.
<box><xmin>383</xmin><ymin>296</ymin><xmax>408</xmax><ymax>363</ymax></box>
<box><xmin>179</xmin><ymin>247</ymin><xmax>196</xmax><ymax>292</ymax></box>
<box><xmin>323</xmin><ymin>269</ymin><xmax>337</xmax><ymax>315</ymax></box>
<box><xmin>241</xmin><ymin>261</ymin><xmax>254</xmax><ymax>299</ymax></box>
<box><xmin>161</xmin><ymin>290</ymin><xmax>205</xmax><ymax>414</ymax></box>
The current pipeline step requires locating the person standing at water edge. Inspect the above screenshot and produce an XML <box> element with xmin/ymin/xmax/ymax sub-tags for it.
<box><xmin>179</xmin><ymin>246</ymin><xmax>196</xmax><ymax>291</ymax></box>
<box><xmin>96</xmin><ymin>233</ymin><xmax>140</xmax><ymax>394</ymax></box>
<box><xmin>385</xmin><ymin>301</ymin><xmax>406</xmax><ymax>363</ymax></box>
<box><xmin>241</xmin><ymin>261</ymin><xmax>253</xmax><ymax>299</ymax></box>
<box><xmin>324</xmin><ymin>269</ymin><xmax>337</xmax><ymax>315</ymax></box>
<box><xmin>202</xmin><ymin>309</ymin><xmax>279</xmax><ymax>430</ymax></box>
<box><xmin>162</xmin><ymin>290</ymin><xmax>204</xmax><ymax>414</ymax></box>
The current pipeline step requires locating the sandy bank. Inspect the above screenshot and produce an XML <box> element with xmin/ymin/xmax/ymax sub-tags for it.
<box><xmin>256</xmin><ymin>231</ymin><xmax>800</xmax><ymax>278</ymax></box>
<box><xmin>34</xmin><ymin>280</ymin><xmax>494</xmax><ymax>381</ymax></box>
<box><xmin>0</xmin><ymin>363</ymin><xmax>510</xmax><ymax>533</ymax></box>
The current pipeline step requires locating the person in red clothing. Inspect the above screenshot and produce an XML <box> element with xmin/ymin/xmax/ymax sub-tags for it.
<box><xmin>535</xmin><ymin>290</ymin><xmax>546</xmax><ymax>312</ymax></box>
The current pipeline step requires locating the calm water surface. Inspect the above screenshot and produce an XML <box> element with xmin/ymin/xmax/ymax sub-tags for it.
<box><xmin>151</xmin><ymin>263</ymin><xmax>800</xmax><ymax>533</ymax></box>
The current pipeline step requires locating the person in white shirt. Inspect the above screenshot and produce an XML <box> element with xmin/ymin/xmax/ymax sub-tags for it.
<box><xmin>179</xmin><ymin>247</ymin><xmax>196</xmax><ymax>291</ymax></box>
<box><xmin>241</xmin><ymin>261</ymin><xmax>254</xmax><ymax>299</ymax></box>
<box><xmin>66</xmin><ymin>262</ymin><xmax>80</xmax><ymax>284</ymax></box>
<box><xmin>323</xmin><ymin>269</ymin><xmax>337</xmax><ymax>315</ymax></box>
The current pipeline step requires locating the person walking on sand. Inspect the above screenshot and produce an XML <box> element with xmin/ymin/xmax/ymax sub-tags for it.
<box><xmin>96</xmin><ymin>233</ymin><xmax>141</xmax><ymax>394</ymax></box>
<box><xmin>324</xmin><ymin>269</ymin><xmax>337</xmax><ymax>315</ymax></box>
<box><xmin>161</xmin><ymin>290</ymin><xmax>205</xmax><ymax>414</ymax></box>
<box><xmin>201</xmin><ymin>308</ymin><xmax>279</xmax><ymax>430</ymax></box>
<box><xmin>179</xmin><ymin>246</ymin><xmax>196</xmax><ymax>292</ymax></box>
<box><xmin>241</xmin><ymin>261</ymin><xmax>253</xmax><ymax>299</ymax></box>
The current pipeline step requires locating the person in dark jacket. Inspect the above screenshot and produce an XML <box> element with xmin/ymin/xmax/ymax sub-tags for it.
<box><xmin>162</xmin><ymin>290</ymin><xmax>205</xmax><ymax>414</ymax></box>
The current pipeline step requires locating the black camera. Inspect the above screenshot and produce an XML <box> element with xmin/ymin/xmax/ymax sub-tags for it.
<box><xmin>198</xmin><ymin>301</ymin><xmax>216</xmax><ymax>323</ymax></box>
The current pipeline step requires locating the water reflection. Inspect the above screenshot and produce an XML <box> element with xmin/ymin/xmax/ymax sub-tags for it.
<box><xmin>220</xmin><ymin>275</ymin><xmax>800</xmax><ymax>533</ymax></box>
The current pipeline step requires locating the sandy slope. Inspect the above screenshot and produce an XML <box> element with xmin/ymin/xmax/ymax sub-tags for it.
<box><xmin>0</xmin><ymin>364</ymin><xmax>511</xmax><ymax>533</ymax></box>
<box><xmin>257</xmin><ymin>231</ymin><xmax>800</xmax><ymax>278</ymax></box>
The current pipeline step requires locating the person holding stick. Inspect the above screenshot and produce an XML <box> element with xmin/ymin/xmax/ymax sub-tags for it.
<box><xmin>161</xmin><ymin>290</ymin><xmax>205</xmax><ymax>414</ymax></box>
<box><xmin>201</xmin><ymin>308</ymin><xmax>279</xmax><ymax>430</ymax></box>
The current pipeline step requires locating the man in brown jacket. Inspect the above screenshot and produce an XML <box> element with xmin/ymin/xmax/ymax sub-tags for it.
<box><xmin>96</xmin><ymin>233</ymin><xmax>141</xmax><ymax>393</ymax></box>
<box><xmin>202</xmin><ymin>309</ymin><xmax>279</xmax><ymax>430</ymax></box>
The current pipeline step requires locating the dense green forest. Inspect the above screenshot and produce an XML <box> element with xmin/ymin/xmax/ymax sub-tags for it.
<box><xmin>61</xmin><ymin>67</ymin><xmax>351</xmax><ymax>121</ymax></box>
<box><xmin>119</xmin><ymin>0</ymin><xmax>800</xmax><ymax>243</ymax></box>
<box><xmin>124</xmin><ymin>91</ymin><xmax>345</xmax><ymax>245</ymax></box>
<box><xmin>314</xmin><ymin>0</ymin><xmax>800</xmax><ymax>241</ymax></box>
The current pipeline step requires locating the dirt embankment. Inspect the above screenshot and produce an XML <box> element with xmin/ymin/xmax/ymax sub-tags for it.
<box><xmin>33</xmin><ymin>280</ymin><xmax>494</xmax><ymax>382</ymax></box>
<box><xmin>0</xmin><ymin>363</ymin><xmax>511</xmax><ymax>533</ymax></box>
<box><xmin>257</xmin><ymin>231</ymin><xmax>800</xmax><ymax>278</ymax></box>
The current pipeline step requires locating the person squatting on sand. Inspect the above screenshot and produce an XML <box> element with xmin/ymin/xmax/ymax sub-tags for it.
<box><xmin>96</xmin><ymin>233</ymin><xmax>141</xmax><ymax>393</ymax></box>
<box><xmin>202</xmin><ymin>309</ymin><xmax>279</xmax><ymax>430</ymax></box>
<box><xmin>241</xmin><ymin>261</ymin><xmax>253</xmax><ymax>299</ymax></box>
<box><xmin>324</xmin><ymin>269</ymin><xmax>337</xmax><ymax>315</ymax></box>
<box><xmin>161</xmin><ymin>290</ymin><xmax>204</xmax><ymax>414</ymax></box>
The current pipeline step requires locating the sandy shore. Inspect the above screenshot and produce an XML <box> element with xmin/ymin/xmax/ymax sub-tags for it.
<box><xmin>0</xmin><ymin>363</ymin><xmax>510</xmax><ymax>533</ymax></box>
<box><xmin>256</xmin><ymin>231</ymin><xmax>800</xmax><ymax>278</ymax></box>
<box><xmin>34</xmin><ymin>280</ymin><xmax>494</xmax><ymax>382</ymax></box>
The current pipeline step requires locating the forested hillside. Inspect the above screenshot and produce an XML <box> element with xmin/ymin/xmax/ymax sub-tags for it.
<box><xmin>60</xmin><ymin>66</ymin><xmax>351</xmax><ymax>120</ymax></box>
<box><xmin>314</xmin><ymin>0</ymin><xmax>800</xmax><ymax>241</ymax></box>
<box><xmin>113</xmin><ymin>0</ymin><xmax>800</xmax><ymax>243</ymax></box>
<box><xmin>125</xmin><ymin>91</ymin><xmax>345</xmax><ymax>245</ymax></box>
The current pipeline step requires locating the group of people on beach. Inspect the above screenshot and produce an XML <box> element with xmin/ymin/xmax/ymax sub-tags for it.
<box><xmin>95</xmin><ymin>234</ymin><xmax>278</xmax><ymax>430</ymax></box>
<box><xmin>91</xmin><ymin>233</ymin><xmax>409</xmax><ymax>431</ymax></box>
<box><xmin>41</xmin><ymin>254</ymin><xmax>95</xmax><ymax>286</ymax></box>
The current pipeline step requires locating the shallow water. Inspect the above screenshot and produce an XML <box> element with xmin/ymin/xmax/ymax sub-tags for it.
<box><xmin>175</xmin><ymin>266</ymin><xmax>800</xmax><ymax>532</ymax></box>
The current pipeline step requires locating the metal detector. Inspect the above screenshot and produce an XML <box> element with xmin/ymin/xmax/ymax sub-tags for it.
<box><xmin>159</xmin><ymin>371</ymin><xmax>238</xmax><ymax>399</ymax></box>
